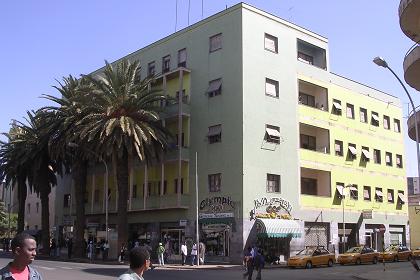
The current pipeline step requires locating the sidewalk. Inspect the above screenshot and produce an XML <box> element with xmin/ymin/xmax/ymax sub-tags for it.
<box><xmin>353</xmin><ymin>266</ymin><xmax>420</xmax><ymax>280</ymax></box>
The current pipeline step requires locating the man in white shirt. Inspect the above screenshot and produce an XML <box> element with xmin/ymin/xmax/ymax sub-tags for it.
<box><xmin>180</xmin><ymin>242</ymin><xmax>187</xmax><ymax>266</ymax></box>
<box><xmin>118</xmin><ymin>247</ymin><xmax>151</xmax><ymax>280</ymax></box>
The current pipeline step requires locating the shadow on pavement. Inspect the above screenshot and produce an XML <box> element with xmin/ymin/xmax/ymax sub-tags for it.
<box><xmin>82</xmin><ymin>267</ymin><xmax>127</xmax><ymax>277</ymax></box>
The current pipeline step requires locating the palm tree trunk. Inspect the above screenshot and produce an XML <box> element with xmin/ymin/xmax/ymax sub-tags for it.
<box><xmin>116</xmin><ymin>148</ymin><xmax>129</xmax><ymax>251</ymax></box>
<box><xmin>17</xmin><ymin>174</ymin><xmax>27</xmax><ymax>233</ymax></box>
<box><xmin>40</xmin><ymin>188</ymin><xmax>50</xmax><ymax>255</ymax></box>
<box><xmin>72</xmin><ymin>160</ymin><xmax>87</xmax><ymax>258</ymax></box>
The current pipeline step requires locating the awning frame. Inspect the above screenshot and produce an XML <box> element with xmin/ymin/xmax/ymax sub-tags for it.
<box><xmin>256</xmin><ymin>218</ymin><xmax>302</xmax><ymax>238</ymax></box>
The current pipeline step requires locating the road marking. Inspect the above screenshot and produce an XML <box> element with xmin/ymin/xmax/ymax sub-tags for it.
<box><xmin>34</xmin><ymin>265</ymin><xmax>55</xmax><ymax>271</ymax></box>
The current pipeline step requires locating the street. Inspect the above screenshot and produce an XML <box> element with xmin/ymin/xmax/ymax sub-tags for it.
<box><xmin>0</xmin><ymin>254</ymin><xmax>418</xmax><ymax>280</ymax></box>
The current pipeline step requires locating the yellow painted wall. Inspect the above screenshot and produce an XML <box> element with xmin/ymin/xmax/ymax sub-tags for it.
<box><xmin>409</xmin><ymin>205</ymin><xmax>420</xmax><ymax>248</ymax></box>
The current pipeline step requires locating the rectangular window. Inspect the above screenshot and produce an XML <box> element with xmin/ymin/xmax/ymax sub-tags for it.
<box><xmin>208</xmin><ymin>173</ymin><xmax>221</xmax><ymax>192</ymax></box>
<box><xmin>363</xmin><ymin>186</ymin><xmax>371</xmax><ymax>201</ymax></box>
<box><xmin>301</xmin><ymin>177</ymin><xmax>317</xmax><ymax>195</ymax></box>
<box><xmin>348</xmin><ymin>143</ymin><xmax>357</xmax><ymax>159</ymax></box>
<box><xmin>297</xmin><ymin>51</ymin><xmax>314</xmax><ymax>65</ymax></box>
<box><xmin>350</xmin><ymin>185</ymin><xmax>358</xmax><ymax>200</ymax></box>
<box><xmin>299</xmin><ymin>92</ymin><xmax>315</xmax><ymax>107</ymax></box>
<box><xmin>383</xmin><ymin>115</ymin><xmax>390</xmax><ymax>130</ymax></box>
<box><xmin>300</xmin><ymin>134</ymin><xmax>316</xmax><ymax>151</ymax></box>
<box><xmin>206</xmin><ymin>78</ymin><xmax>222</xmax><ymax>97</ymax></box>
<box><xmin>208</xmin><ymin>124</ymin><xmax>222</xmax><ymax>144</ymax></box>
<box><xmin>162</xmin><ymin>55</ymin><xmax>171</xmax><ymax>73</ymax></box>
<box><xmin>361</xmin><ymin>146</ymin><xmax>370</xmax><ymax>161</ymax></box>
<box><xmin>132</xmin><ymin>184</ymin><xmax>137</xmax><ymax>198</ymax></box>
<box><xmin>174</xmin><ymin>178</ymin><xmax>184</xmax><ymax>194</ymax></box>
<box><xmin>332</xmin><ymin>99</ymin><xmax>342</xmax><ymax>115</ymax></box>
<box><xmin>209</xmin><ymin>33</ymin><xmax>222</xmax><ymax>52</ymax></box>
<box><xmin>397</xmin><ymin>190</ymin><xmax>406</xmax><ymax>204</ymax></box>
<box><xmin>265</xmin><ymin>78</ymin><xmax>279</xmax><ymax>97</ymax></box>
<box><xmin>375</xmin><ymin>187</ymin><xmax>383</xmax><ymax>202</ymax></box>
<box><xmin>63</xmin><ymin>194</ymin><xmax>71</xmax><ymax>208</ymax></box>
<box><xmin>178</xmin><ymin>48</ymin><xmax>187</xmax><ymax>67</ymax></box>
<box><xmin>371</xmin><ymin>112</ymin><xmax>379</xmax><ymax>126</ymax></box>
<box><xmin>335</xmin><ymin>140</ymin><xmax>343</xmax><ymax>156</ymax></box>
<box><xmin>147</xmin><ymin>61</ymin><xmax>155</xmax><ymax>76</ymax></box>
<box><xmin>374</xmin><ymin>149</ymin><xmax>381</xmax><ymax>164</ymax></box>
<box><xmin>385</xmin><ymin>152</ymin><xmax>392</xmax><ymax>166</ymax></box>
<box><xmin>264</xmin><ymin>33</ymin><xmax>278</xmax><ymax>53</ymax></box>
<box><xmin>394</xmin><ymin>119</ymin><xmax>401</xmax><ymax>132</ymax></box>
<box><xmin>360</xmin><ymin>108</ymin><xmax>367</xmax><ymax>123</ymax></box>
<box><xmin>387</xmin><ymin>189</ymin><xmax>394</xmax><ymax>203</ymax></box>
<box><xmin>267</xmin><ymin>174</ymin><xmax>281</xmax><ymax>193</ymax></box>
<box><xmin>265</xmin><ymin>125</ymin><xmax>281</xmax><ymax>144</ymax></box>
<box><xmin>396</xmin><ymin>154</ymin><xmax>403</xmax><ymax>168</ymax></box>
<box><xmin>346</xmin><ymin>103</ymin><xmax>355</xmax><ymax>119</ymax></box>
<box><xmin>157</xmin><ymin>181</ymin><xmax>168</xmax><ymax>195</ymax></box>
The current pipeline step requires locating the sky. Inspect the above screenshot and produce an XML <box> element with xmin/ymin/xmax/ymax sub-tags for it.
<box><xmin>1</xmin><ymin>1</ymin><xmax>418</xmax><ymax>176</ymax></box>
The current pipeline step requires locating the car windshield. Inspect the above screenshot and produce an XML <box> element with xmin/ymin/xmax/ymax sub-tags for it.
<box><xmin>346</xmin><ymin>247</ymin><xmax>361</xmax><ymax>253</ymax></box>
<box><xmin>385</xmin><ymin>246</ymin><xmax>397</xmax><ymax>252</ymax></box>
<box><xmin>297</xmin><ymin>249</ymin><xmax>314</xmax><ymax>256</ymax></box>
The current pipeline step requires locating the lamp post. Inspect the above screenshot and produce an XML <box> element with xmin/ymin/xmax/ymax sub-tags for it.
<box><xmin>373</xmin><ymin>57</ymin><xmax>420</xmax><ymax>185</ymax></box>
<box><xmin>68</xmin><ymin>143</ymin><xmax>109</xmax><ymax>242</ymax></box>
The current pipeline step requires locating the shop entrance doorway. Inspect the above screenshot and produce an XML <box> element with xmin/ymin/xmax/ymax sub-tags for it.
<box><xmin>201</xmin><ymin>224</ymin><xmax>230</xmax><ymax>256</ymax></box>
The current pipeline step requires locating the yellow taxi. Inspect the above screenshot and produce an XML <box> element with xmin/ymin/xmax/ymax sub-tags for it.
<box><xmin>287</xmin><ymin>247</ymin><xmax>335</xmax><ymax>269</ymax></box>
<box><xmin>337</xmin><ymin>246</ymin><xmax>379</xmax><ymax>265</ymax></box>
<box><xmin>413</xmin><ymin>248</ymin><xmax>420</xmax><ymax>258</ymax></box>
<box><xmin>378</xmin><ymin>245</ymin><xmax>412</xmax><ymax>262</ymax></box>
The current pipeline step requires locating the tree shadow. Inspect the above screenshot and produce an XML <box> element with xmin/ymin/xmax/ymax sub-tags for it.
<box><xmin>82</xmin><ymin>267</ymin><xmax>126</xmax><ymax>277</ymax></box>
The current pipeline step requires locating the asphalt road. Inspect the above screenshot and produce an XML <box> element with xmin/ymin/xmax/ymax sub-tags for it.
<box><xmin>0</xmin><ymin>255</ymin><xmax>416</xmax><ymax>280</ymax></box>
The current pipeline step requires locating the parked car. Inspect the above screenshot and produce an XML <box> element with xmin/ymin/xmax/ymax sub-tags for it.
<box><xmin>378</xmin><ymin>245</ymin><xmax>412</xmax><ymax>262</ymax></box>
<box><xmin>287</xmin><ymin>247</ymin><xmax>335</xmax><ymax>269</ymax></box>
<box><xmin>413</xmin><ymin>248</ymin><xmax>420</xmax><ymax>258</ymax></box>
<box><xmin>337</xmin><ymin>246</ymin><xmax>379</xmax><ymax>265</ymax></box>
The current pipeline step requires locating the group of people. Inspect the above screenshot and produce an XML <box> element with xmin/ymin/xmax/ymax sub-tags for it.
<box><xmin>243</xmin><ymin>245</ymin><xmax>265</xmax><ymax>280</ymax></box>
<box><xmin>86</xmin><ymin>239</ymin><xmax>110</xmax><ymax>261</ymax></box>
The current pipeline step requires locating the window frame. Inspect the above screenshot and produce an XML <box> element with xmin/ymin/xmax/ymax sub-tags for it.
<box><xmin>265</xmin><ymin>124</ymin><xmax>281</xmax><ymax>144</ymax></box>
<box><xmin>385</xmin><ymin>152</ymin><xmax>393</xmax><ymax>166</ymax></box>
<box><xmin>207</xmin><ymin>78</ymin><xmax>222</xmax><ymax>97</ymax></box>
<box><xmin>264</xmin><ymin>33</ymin><xmax>278</xmax><ymax>53</ymax></box>
<box><xmin>266</xmin><ymin>173</ymin><xmax>281</xmax><ymax>193</ymax></box>
<box><xmin>300</xmin><ymin>134</ymin><xmax>316</xmax><ymax>151</ymax></box>
<box><xmin>375</xmin><ymin>187</ymin><xmax>383</xmax><ymax>203</ymax></box>
<box><xmin>208</xmin><ymin>124</ymin><xmax>222</xmax><ymax>144</ymax></box>
<box><xmin>335</xmin><ymin>140</ymin><xmax>343</xmax><ymax>156</ymax></box>
<box><xmin>383</xmin><ymin>115</ymin><xmax>390</xmax><ymax>130</ymax></box>
<box><xmin>147</xmin><ymin>61</ymin><xmax>156</xmax><ymax>77</ymax></box>
<box><xmin>162</xmin><ymin>55</ymin><xmax>171</xmax><ymax>73</ymax></box>
<box><xmin>387</xmin><ymin>189</ymin><xmax>394</xmax><ymax>203</ymax></box>
<box><xmin>209</xmin><ymin>33</ymin><xmax>222</xmax><ymax>53</ymax></box>
<box><xmin>346</xmin><ymin>103</ymin><xmax>355</xmax><ymax>119</ymax></box>
<box><xmin>299</xmin><ymin>92</ymin><xmax>315</xmax><ymax>107</ymax></box>
<box><xmin>394</xmin><ymin>119</ymin><xmax>401</xmax><ymax>133</ymax></box>
<box><xmin>332</xmin><ymin>99</ymin><xmax>342</xmax><ymax>115</ymax></box>
<box><xmin>208</xmin><ymin>173</ymin><xmax>222</xmax><ymax>192</ymax></box>
<box><xmin>301</xmin><ymin>177</ymin><xmax>317</xmax><ymax>195</ymax></box>
<box><xmin>363</xmin><ymin>186</ymin><xmax>371</xmax><ymax>201</ymax></box>
<box><xmin>396</xmin><ymin>154</ymin><xmax>403</xmax><ymax>168</ymax></box>
<box><xmin>360</xmin><ymin>108</ymin><xmax>367</xmax><ymax>123</ymax></box>
<box><xmin>371</xmin><ymin>112</ymin><xmax>379</xmax><ymax>126</ymax></box>
<box><xmin>177</xmin><ymin>48</ymin><xmax>187</xmax><ymax>68</ymax></box>
<box><xmin>265</xmin><ymin>78</ymin><xmax>279</xmax><ymax>98</ymax></box>
<box><xmin>373</xmin><ymin>149</ymin><xmax>381</xmax><ymax>164</ymax></box>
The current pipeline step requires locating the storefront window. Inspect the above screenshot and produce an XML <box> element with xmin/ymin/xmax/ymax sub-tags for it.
<box><xmin>201</xmin><ymin>224</ymin><xmax>230</xmax><ymax>256</ymax></box>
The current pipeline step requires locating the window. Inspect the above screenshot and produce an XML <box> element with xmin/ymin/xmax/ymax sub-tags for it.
<box><xmin>208</xmin><ymin>124</ymin><xmax>222</xmax><ymax>144</ymax></box>
<box><xmin>265</xmin><ymin>78</ymin><xmax>279</xmax><ymax>97</ymax></box>
<box><xmin>299</xmin><ymin>92</ymin><xmax>315</xmax><ymax>107</ymax></box>
<box><xmin>63</xmin><ymin>194</ymin><xmax>71</xmax><ymax>208</ymax></box>
<box><xmin>178</xmin><ymin>48</ymin><xmax>187</xmax><ymax>67</ymax></box>
<box><xmin>394</xmin><ymin>119</ymin><xmax>401</xmax><ymax>132</ymax></box>
<box><xmin>383</xmin><ymin>115</ymin><xmax>390</xmax><ymax>130</ymax></box>
<box><xmin>371</xmin><ymin>112</ymin><xmax>379</xmax><ymax>126</ymax></box>
<box><xmin>363</xmin><ymin>186</ymin><xmax>371</xmax><ymax>201</ymax></box>
<box><xmin>267</xmin><ymin>174</ymin><xmax>281</xmax><ymax>193</ymax></box>
<box><xmin>301</xmin><ymin>177</ymin><xmax>317</xmax><ymax>195</ymax></box>
<box><xmin>375</xmin><ymin>187</ymin><xmax>383</xmax><ymax>202</ymax></box>
<box><xmin>265</xmin><ymin>125</ymin><xmax>280</xmax><ymax>144</ymax></box>
<box><xmin>335</xmin><ymin>140</ymin><xmax>343</xmax><ymax>156</ymax></box>
<box><xmin>397</xmin><ymin>191</ymin><xmax>406</xmax><ymax>204</ymax></box>
<box><xmin>174</xmin><ymin>178</ymin><xmax>184</xmax><ymax>194</ymax></box>
<box><xmin>36</xmin><ymin>202</ymin><xmax>39</xmax><ymax>213</ymax></box>
<box><xmin>336</xmin><ymin>182</ymin><xmax>345</xmax><ymax>198</ymax></box>
<box><xmin>206</xmin><ymin>78</ymin><xmax>222</xmax><ymax>97</ymax></box>
<box><xmin>209</xmin><ymin>33</ymin><xmax>222</xmax><ymax>52</ymax></box>
<box><xmin>387</xmin><ymin>189</ymin><xmax>394</xmax><ymax>203</ymax></box>
<box><xmin>297</xmin><ymin>51</ymin><xmax>314</xmax><ymax>65</ymax></box>
<box><xmin>132</xmin><ymin>184</ymin><xmax>137</xmax><ymax>198</ymax></box>
<box><xmin>332</xmin><ymin>99</ymin><xmax>342</xmax><ymax>115</ymax></box>
<box><xmin>396</xmin><ymin>154</ymin><xmax>403</xmax><ymax>168</ymax></box>
<box><xmin>27</xmin><ymin>203</ymin><xmax>30</xmax><ymax>214</ymax></box>
<box><xmin>360</xmin><ymin>108</ymin><xmax>367</xmax><ymax>123</ymax></box>
<box><xmin>348</xmin><ymin>143</ymin><xmax>357</xmax><ymax>159</ymax></box>
<box><xmin>300</xmin><ymin>134</ymin><xmax>316</xmax><ymax>151</ymax></box>
<box><xmin>346</xmin><ymin>103</ymin><xmax>355</xmax><ymax>119</ymax></box>
<box><xmin>162</xmin><ymin>55</ymin><xmax>171</xmax><ymax>73</ymax></box>
<box><xmin>349</xmin><ymin>185</ymin><xmax>358</xmax><ymax>200</ymax></box>
<box><xmin>361</xmin><ymin>146</ymin><xmax>370</xmax><ymax>161</ymax></box>
<box><xmin>208</xmin><ymin>173</ymin><xmax>221</xmax><ymax>192</ymax></box>
<box><xmin>373</xmin><ymin>149</ymin><xmax>381</xmax><ymax>164</ymax></box>
<box><xmin>385</xmin><ymin>152</ymin><xmax>392</xmax><ymax>166</ymax></box>
<box><xmin>264</xmin><ymin>33</ymin><xmax>278</xmax><ymax>53</ymax></box>
<box><xmin>147</xmin><ymin>61</ymin><xmax>155</xmax><ymax>76</ymax></box>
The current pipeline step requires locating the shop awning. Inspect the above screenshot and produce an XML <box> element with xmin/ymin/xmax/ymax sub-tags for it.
<box><xmin>256</xmin><ymin>218</ymin><xmax>302</xmax><ymax>238</ymax></box>
<box><xmin>397</xmin><ymin>193</ymin><xmax>406</xmax><ymax>203</ymax></box>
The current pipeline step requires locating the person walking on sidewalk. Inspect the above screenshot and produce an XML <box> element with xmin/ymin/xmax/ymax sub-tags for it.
<box><xmin>87</xmin><ymin>241</ymin><xmax>94</xmax><ymax>262</ymax></box>
<box><xmin>67</xmin><ymin>238</ymin><xmax>73</xmax><ymax>259</ymax></box>
<box><xmin>0</xmin><ymin>233</ymin><xmax>43</xmax><ymax>280</ymax></box>
<box><xmin>156</xmin><ymin>243</ymin><xmax>165</xmax><ymax>266</ymax></box>
<box><xmin>199</xmin><ymin>242</ymin><xmax>206</xmax><ymax>265</ymax></box>
<box><xmin>118</xmin><ymin>247</ymin><xmax>151</xmax><ymax>280</ymax></box>
<box><xmin>243</xmin><ymin>247</ymin><xmax>254</xmax><ymax>280</ymax></box>
<box><xmin>190</xmin><ymin>243</ymin><xmax>198</xmax><ymax>266</ymax></box>
<box><xmin>119</xmin><ymin>243</ymin><xmax>127</xmax><ymax>263</ymax></box>
<box><xmin>180</xmin><ymin>242</ymin><xmax>187</xmax><ymax>266</ymax></box>
<box><xmin>102</xmin><ymin>240</ymin><xmax>110</xmax><ymax>261</ymax></box>
<box><xmin>254</xmin><ymin>249</ymin><xmax>265</xmax><ymax>280</ymax></box>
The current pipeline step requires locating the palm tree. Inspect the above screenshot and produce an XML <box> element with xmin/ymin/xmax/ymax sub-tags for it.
<box><xmin>80</xmin><ymin>59</ymin><xmax>172</xmax><ymax>248</ymax></box>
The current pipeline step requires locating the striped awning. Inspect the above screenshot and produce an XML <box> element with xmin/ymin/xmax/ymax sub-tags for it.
<box><xmin>256</xmin><ymin>218</ymin><xmax>302</xmax><ymax>238</ymax></box>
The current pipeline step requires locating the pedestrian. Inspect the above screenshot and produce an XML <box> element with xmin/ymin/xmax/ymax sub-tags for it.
<box><xmin>180</xmin><ymin>241</ymin><xmax>187</xmax><ymax>266</ymax></box>
<box><xmin>119</xmin><ymin>243</ymin><xmax>127</xmax><ymax>263</ymax></box>
<box><xmin>243</xmin><ymin>247</ymin><xmax>253</xmax><ymax>280</ymax></box>
<box><xmin>0</xmin><ymin>233</ymin><xmax>43</xmax><ymax>280</ymax></box>
<box><xmin>190</xmin><ymin>243</ymin><xmax>198</xmax><ymax>266</ymax></box>
<box><xmin>143</xmin><ymin>243</ymin><xmax>155</xmax><ymax>270</ymax></box>
<box><xmin>50</xmin><ymin>239</ymin><xmax>56</xmax><ymax>257</ymax></box>
<box><xmin>254</xmin><ymin>249</ymin><xmax>265</xmax><ymax>280</ymax></box>
<box><xmin>199</xmin><ymin>241</ymin><xmax>206</xmax><ymax>265</ymax></box>
<box><xmin>117</xmin><ymin>247</ymin><xmax>151</xmax><ymax>280</ymax></box>
<box><xmin>87</xmin><ymin>241</ymin><xmax>94</xmax><ymax>262</ymax></box>
<box><xmin>156</xmin><ymin>242</ymin><xmax>165</xmax><ymax>266</ymax></box>
<box><xmin>102</xmin><ymin>240</ymin><xmax>110</xmax><ymax>261</ymax></box>
<box><xmin>67</xmin><ymin>238</ymin><xmax>73</xmax><ymax>259</ymax></box>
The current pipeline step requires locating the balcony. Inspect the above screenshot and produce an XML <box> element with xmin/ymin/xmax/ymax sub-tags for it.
<box><xmin>300</xmin><ymin>167</ymin><xmax>331</xmax><ymax>197</ymax></box>
<box><xmin>407</xmin><ymin>107</ymin><xmax>420</xmax><ymax>141</ymax></box>
<box><xmin>403</xmin><ymin>44</ymin><xmax>420</xmax><ymax>91</ymax></box>
<box><xmin>399</xmin><ymin>0</ymin><xmax>420</xmax><ymax>42</ymax></box>
<box><xmin>298</xmin><ymin>80</ymin><xmax>328</xmax><ymax>111</ymax></box>
<box><xmin>161</xmin><ymin>95</ymin><xmax>191</xmax><ymax>120</ymax></box>
<box><xmin>164</xmin><ymin>146</ymin><xmax>190</xmax><ymax>162</ymax></box>
<box><xmin>299</xmin><ymin>123</ymin><xmax>330</xmax><ymax>154</ymax></box>
<box><xmin>297</xmin><ymin>39</ymin><xmax>327</xmax><ymax>70</ymax></box>
<box><xmin>130</xmin><ymin>194</ymin><xmax>189</xmax><ymax>211</ymax></box>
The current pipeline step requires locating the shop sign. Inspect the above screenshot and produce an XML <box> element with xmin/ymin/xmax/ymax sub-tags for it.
<box><xmin>362</xmin><ymin>209</ymin><xmax>372</xmax><ymax>219</ymax></box>
<box><xmin>200</xmin><ymin>196</ymin><xmax>235</xmax><ymax>212</ymax></box>
<box><xmin>199</xmin><ymin>212</ymin><xmax>234</xmax><ymax>219</ymax></box>
<box><xmin>254</xmin><ymin>197</ymin><xmax>292</xmax><ymax>214</ymax></box>
<box><xmin>87</xmin><ymin>222</ymin><xmax>99</xmax><ymax>228</ymax></box>
<box><xmin>179</xmin><ymin>219</ymin><xmax>188</xmax><ymax>227</ymax></box>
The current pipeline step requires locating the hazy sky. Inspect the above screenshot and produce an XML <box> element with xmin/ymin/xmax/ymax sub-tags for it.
<box><xmin>1</xmin><ymin>1</ymin><xmax>418</xmax><ymax>176</ymax></box>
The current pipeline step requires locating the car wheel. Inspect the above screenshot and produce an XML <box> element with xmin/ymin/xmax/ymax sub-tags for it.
<box><xmin>305</xmin><ymin>261</ymin><xmax>312</xmax><ymax>269</ymax></box>
<box><xmin>356</xmin><ymin>258</ymin><xmax>361</xmax><ymax>265</ymax></box>
<box><xmin>408</xmin><ymin>255</ymin><xmax>412</xmax><ymax>261</ymax></box>
<box><xmin>373</xmin><ymin>257</ymin><xmax>378</xmax><ymax>264</ymax></box>
<box><xmin>328</xmin><ymin>259</ymin><xmax>333</xmax><ymax>267</ymax></box>
<box><xmin>394</xmin><ymin>256</ymin><xmax>398</xmax><ymax>262</ymax></box>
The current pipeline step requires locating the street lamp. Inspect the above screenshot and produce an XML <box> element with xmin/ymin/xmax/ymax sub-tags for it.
<box><xmin>68</xmin><ymin>142</ymin><xmax>109</xmax><ymax>242</ymax></box>
<box><xmin>373</xmin><ymin>57</ymin><xmax>420</xmax><ymax>185</ymax></box>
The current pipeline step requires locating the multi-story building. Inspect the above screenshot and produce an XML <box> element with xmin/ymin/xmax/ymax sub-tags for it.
<box><xmin>58</xmin><ymin>3</ymin><xmax>408</xmax><ymax>262</ymax></box>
